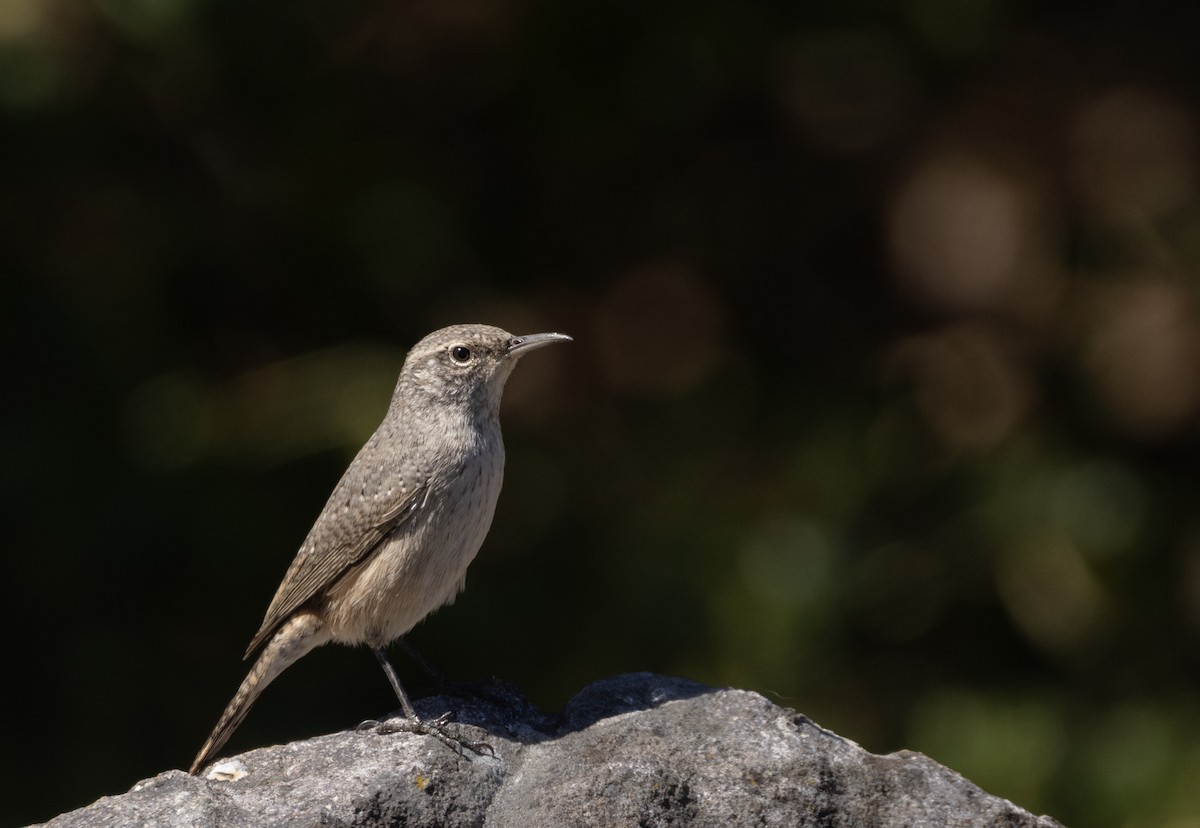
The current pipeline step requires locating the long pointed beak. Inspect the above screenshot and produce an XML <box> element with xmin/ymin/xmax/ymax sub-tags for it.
<box><xmin>507</xmin><ymin>332</ymin><xmax>573</xmax><ymax>358</ymax></box>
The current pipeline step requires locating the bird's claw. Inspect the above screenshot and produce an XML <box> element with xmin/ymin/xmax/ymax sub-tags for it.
<box><xmin>357</xmin><ymin>712</ymin><xmax>494</xmax><ymax>757</ymax></box>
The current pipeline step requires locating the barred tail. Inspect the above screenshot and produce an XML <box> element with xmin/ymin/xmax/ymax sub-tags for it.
<box><xmin>189</xmin><ymin>612</ymin><xmax>330</xmax><ymax>775</ymax></box>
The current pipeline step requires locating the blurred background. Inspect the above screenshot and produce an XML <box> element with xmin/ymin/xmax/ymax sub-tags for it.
<box><xmin>3</xmin><ymin>1</ymin><xmax>1200</xmax><ymax>825</ymax></box>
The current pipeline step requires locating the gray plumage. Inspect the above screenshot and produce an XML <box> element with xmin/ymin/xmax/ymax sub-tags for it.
<box><xmin>190</xmin><ymin>324</ymin><xmax>570</xmax><ymax>775</ymax></box>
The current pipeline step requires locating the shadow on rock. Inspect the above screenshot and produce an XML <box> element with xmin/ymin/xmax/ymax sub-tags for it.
<box><xmin>406</xmin><ymin>671</ymin><xmax>716</xmax><ymax>747</ymax></box>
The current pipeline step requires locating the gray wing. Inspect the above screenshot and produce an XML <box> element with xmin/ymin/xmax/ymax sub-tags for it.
<box><xmin>243</xmin><ymin>479</ymin><xmax>426</xmax><ymax>658</ymax></box>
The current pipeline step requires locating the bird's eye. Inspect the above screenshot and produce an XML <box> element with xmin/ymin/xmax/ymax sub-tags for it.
<box><xmin>450</xmin><ymin>345</ymin><xmax>472</xmax><ymax>364</ymax></box>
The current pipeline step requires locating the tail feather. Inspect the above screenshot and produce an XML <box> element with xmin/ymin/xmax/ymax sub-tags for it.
<box><xmin>190</xmin><ymin>612</ymin><xmax>330</xmax><ymax>775</ymax></box>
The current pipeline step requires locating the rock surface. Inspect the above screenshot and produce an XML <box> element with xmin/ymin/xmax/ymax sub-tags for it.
<box><xmin>34</xmin><ymin>673</ymin><xmax>1064</xmax><ymax>827</ymax></box>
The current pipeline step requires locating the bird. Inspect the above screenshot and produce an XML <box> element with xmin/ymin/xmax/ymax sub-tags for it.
<box><xmin>189</xmin><ymin>323</ymin><xmax>571</xmax><ymax>775</ymax></box>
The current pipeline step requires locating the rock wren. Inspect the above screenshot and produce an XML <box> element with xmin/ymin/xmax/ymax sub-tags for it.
<box><xmin>190</xmin><ymin>324</ymin><xmax>571</xmax><ymax>775</ymax></box>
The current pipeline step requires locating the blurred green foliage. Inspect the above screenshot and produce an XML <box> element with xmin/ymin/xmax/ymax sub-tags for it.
<box><xmin>4</xmin><ymin>1</ymin><xmax>1200</xmax><ymax>826</ymax></box>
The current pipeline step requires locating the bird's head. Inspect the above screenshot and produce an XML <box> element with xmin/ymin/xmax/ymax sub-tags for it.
<box><xmin>397</xmin><ymin>323</ymin><xmax>571</xmax><ymax>416</ymax></box>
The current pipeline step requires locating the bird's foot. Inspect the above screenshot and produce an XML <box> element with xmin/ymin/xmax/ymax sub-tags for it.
<box><xmin>357</xmin><ymin>711</ymin><xmax>495</xmax><ymax>757</ymax></box>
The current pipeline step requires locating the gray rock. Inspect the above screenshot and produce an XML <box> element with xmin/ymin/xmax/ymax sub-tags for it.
<box><xmin>33</xmin><ymin>673</ymin><xmax>1064</xmax><ymax>828</ymax></box>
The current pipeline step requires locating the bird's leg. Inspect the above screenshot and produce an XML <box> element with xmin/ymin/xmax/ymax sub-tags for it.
<box><xmin>375</xmin><ymin>644</ymin><xmax>420</xmax><ymax>719</ymax></box>
<box><xmin>397</xmin><ymin>637</ymin><xmax>452</xmax><ymax>686</ymax></box>
<box><xmin>357</xmin><ymin>646</ymin><xmax>494</xmax><ymax>756</ymax></box>
<box><xmin>397</xmin><ymin>636</ymin><xmax>512</xmax><ymax>707</ymax></box>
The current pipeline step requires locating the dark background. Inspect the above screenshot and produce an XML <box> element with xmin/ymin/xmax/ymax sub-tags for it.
<box><xmin>5</xmin><ymin>1</ymin><xmax>1200</xmax><ymax>825</ymax></box>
